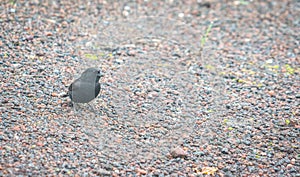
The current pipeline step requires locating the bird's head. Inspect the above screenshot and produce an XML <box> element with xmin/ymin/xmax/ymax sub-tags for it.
<box><xmin>81</xmin><ymin>68</ymin><xmax>104</xmax><ymax>82</ymax></box>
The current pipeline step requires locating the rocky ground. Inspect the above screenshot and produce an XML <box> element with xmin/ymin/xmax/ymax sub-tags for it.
<box><xmin>0</xmin><ymin>0</ymin><xmax>299</xmax><ymax>176</ymax></box>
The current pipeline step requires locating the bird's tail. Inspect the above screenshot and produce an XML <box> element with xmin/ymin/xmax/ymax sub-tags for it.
<box><xmin>60</xmin><ymin>93</ymin><xmax>69</xmax><ymax>98</ymax></box>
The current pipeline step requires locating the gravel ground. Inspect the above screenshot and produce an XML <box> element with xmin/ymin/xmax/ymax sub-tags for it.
<box><xmin>0</xmin><ymin>0</ymin><xmax>299</xmax><ymax>176</ymax></box>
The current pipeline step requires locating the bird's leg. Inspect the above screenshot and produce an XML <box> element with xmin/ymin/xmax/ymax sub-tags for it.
<box><xmin>72</xmin><ymin>102</ymin><xmax>79</xmax><ymax>113</ymax></box>
<box><xmin>88</xmin><ymin>103</ymin><xmax>101</xmax><ymax>115</ymax></box>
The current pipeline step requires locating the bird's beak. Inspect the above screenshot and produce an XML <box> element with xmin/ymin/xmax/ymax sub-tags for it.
<box><xmin>98</xmin><ymin>72</ymin><xmax>104</xmax><ymax>77</ymax></box>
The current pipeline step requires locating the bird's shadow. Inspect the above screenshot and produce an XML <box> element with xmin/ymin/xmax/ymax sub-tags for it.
<box><xmin>67</xmin><ymin>101</ymin><xmax>118</xmax><ymax>118</ymax></box>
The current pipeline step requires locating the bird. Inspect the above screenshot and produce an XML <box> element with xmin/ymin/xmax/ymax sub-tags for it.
<box><xmin>68</xmin><ymin>67</ymin><xmax>103</xmax><ymax>112</ymax></box>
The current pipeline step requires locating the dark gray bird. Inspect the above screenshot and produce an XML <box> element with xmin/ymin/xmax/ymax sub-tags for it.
<box><xmin>68</xmin><ymin>68</ymin><xmax>103</xmax><ymax>111</ymax></box>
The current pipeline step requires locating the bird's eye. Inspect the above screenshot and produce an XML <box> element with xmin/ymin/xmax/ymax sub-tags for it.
<box><xmin>97</xmin><ymin>70</ymin><xmax>101</xmax><ymax>74</ymax></box>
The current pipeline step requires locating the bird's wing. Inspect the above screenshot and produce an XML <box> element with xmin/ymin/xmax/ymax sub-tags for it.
<box><xmin>68</xmin><ymin>79</ymin><xmax>81</xmax><ymax>92</ymax></box>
